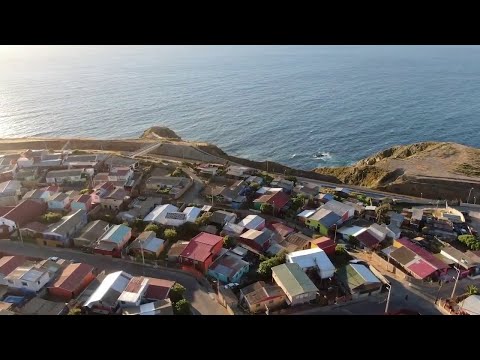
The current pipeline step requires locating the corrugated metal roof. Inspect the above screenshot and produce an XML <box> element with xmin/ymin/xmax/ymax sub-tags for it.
<box><xmin>50</xmin><ymin>263</ymin><xmax>95</xmax><ymax>292</ymax></box>
<box><xmin>286</xmin><ymin>248</ymin><xmax>335</xmax><ymax>279</ymax></box>
<box><xmin>100</xmin><ymin>224</ymin><xmax>131</xmax><ymax>245</ymax></box>
<box><xmin>459</xmin><ymin>295</ymin><xmax>480</xmax><ymax>315</ymax></box>
<box><xmin>272</xmin><ymin>263</ymin><xmax>318</xmax><ymax>297</ymax></box>
<box><xmin>406</xmin><ymin>259</ymin><xmax>437</xmax><ymax>279</ymax></box>
<box><xmin>238</xmin><ymin>215</ymin><xmax>265</xmax><ymax>230</ymax></box>
<box><xmin>84</xmin><ymin>271</ymin><xmax>132</xmax><ymax>307</ymax></box>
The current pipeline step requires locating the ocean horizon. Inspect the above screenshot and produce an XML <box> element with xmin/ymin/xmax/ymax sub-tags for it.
<box><xmin>2</xmin><ymin>45</ymin><xmax>480</xmax><ymax>170</ymax></box>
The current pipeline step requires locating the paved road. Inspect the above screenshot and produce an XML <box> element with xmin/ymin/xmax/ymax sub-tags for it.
<box><xmin>0</xmin><ymin>240</ymin><xmax>228</xmax><ymax>315</ymax></box>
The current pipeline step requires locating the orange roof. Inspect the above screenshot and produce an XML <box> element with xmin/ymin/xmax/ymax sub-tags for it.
<box><xmin>0</xmin><ymin>256</ymin><xmax>26</xmax><ymax>276</ymax></box>
<box><xmin>51</xmin><ymin>263</ymin><xmax>95</xmax><ymax>292</ymax></box>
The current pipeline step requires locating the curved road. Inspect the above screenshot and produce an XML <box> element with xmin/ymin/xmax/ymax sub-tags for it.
<box><xmin>0</xmin><ymin>240</ymin><xmax>228</xmax><ymax>315</ymax></box>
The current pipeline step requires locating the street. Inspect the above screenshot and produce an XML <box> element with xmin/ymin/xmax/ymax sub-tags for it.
<box><xmin>0</xmin><ymin>240</ymin><xmax>228</xmax><ymax>315</ymax></box>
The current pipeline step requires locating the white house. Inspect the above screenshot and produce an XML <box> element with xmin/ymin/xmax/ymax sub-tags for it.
<box><xmin>46</xmin><ymin>169</ymin><xmax>86</xmax><ymax>185</ymax></box>
<box><xmin>16</xmin><ymin>156</ymin><xmax>34</xmax><ymax>168</ymax></box>
<box><xmin>4</xmin><ymin>264</ymin><xmax>52</xmax><ymax>293</ymax></box>
<box><xmin>0</xmin><ymin>180</ymin><xmax>22</xmax><ymax>206</ymax></box>
<box><xmin>238</xmin><ymin>215</ymin><xmax>265</xmax><ymax>231</ymax></box>
<box><xmin>143</xmin><ymin>204</ymin><xmax>179</xmax><ymax>224</ymax></box>
<box><xmin>108</xmin><ymin>167</ymin><xmax>134</xmax><ymax>183</ymax></box>
<box><xmin>118</xmin><ymin>276</ymin><xmax>150</xmax><ymax>308</ymax></box>
<box><xmin>155</xmin><ymin>206</ymin><xmax>202</xmax><ymax>227</ymax></box>
<box><xmin>286</xmin><ymin>247</ymin><xmax>335</xmax><ymax>279</ymax></box>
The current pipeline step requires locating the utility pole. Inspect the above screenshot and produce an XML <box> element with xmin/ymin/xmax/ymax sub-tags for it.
<box><xmin>468</xmin><ymin>188</ymin><xmax>474</xmax><ymax>204</ymax></box>
<box><xmin>384</xmin><ymin>284</ymin><xmax>392</xmax><ymax>314</ymax></box>
<box><xmin>16</xmin><ymin>222</ymin><xmax>24</xmax><ymax>246</ymax></box>
<box><xmin>451</xmin><ymin>265</ymin><xmax>461</xmax><ymax>299</ymax></box>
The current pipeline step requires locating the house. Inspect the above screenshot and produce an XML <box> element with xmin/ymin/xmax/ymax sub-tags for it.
<box><xmin>71</xmin><ymin>194</ymin><xmax>93</xmax><ymax>212</ymax></box>
<box><xmin>271</xmin><ymin>263</ymin><xmax>319</xmax><ymax>306</ymax></box>
<box><xmin>159</xmin><ymin>206</ymin><xmax>202</xmax><ymax>227</ymax></box>
<box><xmin>14</xmin><ymin>167</ymin><xmax>39</xmax><ymax>182</ymax></box>
<box><xmin>335</xmin><ymin>187</ymin><xmax>351</xmax><ymax>198</ymax></box>
<box><xmin>108</xmin><ymin>167</ymin><xmax>134</xmax><ymax>183</ymax></box>
<box><xmin>238</xmin><ymin>215</ymin><xmax>265</xmax><ymax>230</ymax></box>
<box><xmin>268</xmin><ymin>222</ymin><xmax>295</xmax><ymax>240</ymax></box>
<box><xmin>101</xmin><ymin>187</ymin><xmax>128</xmax><ymax>211</ymax></box>
<box><xmin>240</xmin><ymin>281</ymin><xmax>286</xmax><ymax>313</ymax></box>
<box><xmin>45</xmin><ymin>169</ymin><xmax>86</xmax><ymax>185</ymax></box>
<box><xmin>4</xmin><ymin>263</ymin><xmax>52</xmax><ymax>293</ymax></box>
<box><xmin>297</xmin><ymin>209</ymin><xmax>316</xmax><ymax>224</ymax></box>
<box><xmin>47</xmin><ymin>192</ymin><xmax>71</xmax><ymax>211</ymax></box>
<box><xmin>388</xmin><ymin>211</ymin><xmax>405</xmax><ymax>228</ymax></box>
<box><xmin>143</xmin><ymin>204</ymin><xmax>179</xmax><ymax>224</ymax></box>
<box><xmin>167</xmin><ymin>241</ymin><xmax>190</xmax><ymax>262</ymax></box>
<box><xmin>253</xmin><ymin>190</ymin><xmax>290</xmax><ymax>213</ymax></box>
<box><xmin>386</xmin><ymin>224</ymin><xmax>402</xmax><ymax>240</ymax></box>
<box><xmin>73</xmin><ymin>220</ymin><xmax>111</xmax><ymax>249</ymax></box>
<box><xmin>118</xmin><ymin>276</ymin><xmax>150</xmax><ymax>308</ymax></box>
<box><xmin>48</xmin><ymin>262</ymin><xmax>96</xmax><ymax>300</ymax></box>
<box><xmin>0</xmin><ymin>256</ymin><xmax>26</xmax><ymax>285</ymax></box>
<box><xmin>221</xmin><ymin>222</ymin><xmax>245</xmax><ymax>237</ymax></box>
<box><xmin>145</xmin><ymin>176</ymin><xmax>185</xmax><ymax>191</ymax></box>
<box><xmin>337</xmin><ymin>225</ymin><xmax>367</xmax><ymax>242</ymax></box>
<box><xmin>286</xmin><ymin>247</ymin><xmax>335</xmax><ymax>279</ymax></box>
<box><xmin>0</xmin><ymin>181</ymin><xmax>21</xmax><ymax>206</ymax></box>
<box><xmin>238</xmin><ymin>228</ymin><xmax>275</xmax><ymax>253</ymax></box>
<box><xmin>389</xmin><ymin>237</ymin><xmax>449</xmax><ymax>280</ymax></box>
<box><xmin>128</xmin><ymin>231</ymin><xmax>166</xmax><ymax>259</ymax></box>
<box><xmin>363</xmin><ymin>205</ymin><xmax>377</xmax><ymax>221</ymax></box>
<box><xmin>270</xmin><ymin>178</ymin><xmax>294</xmax><ymax>193</ymax></box>
<box><xmin>440</xmin><ymin>246</ymin><xmax>480</xmax><ymax>278</ymax></box>
<box><xmin>314</xmin><ymin>193</ymin><xmax>334</xmax><ymax>205</ymax></box>
<box><xmin>83</xmin><ymin>271</ymin><xmax>133</xmax><ymax>314</ymax></box>
<box><xmin>122</xmin><ymin>299</ymin><xmax>174</xmax><ymax>315</ymax></box>
<box><xmin>178</xmin><ymin>232</ymin><xmax>224</xmax><ymax>274</ymax></box>
<box><xmin>196</xmin><ymin>164</ymin><xmax>219</xmax><ymax>177</ymax></box>
<box><xmin>118</xmin><ymin>197</ymin><xmax>162</xmax><ymax>224</ymax></box>
<box><xmin>336</xmin><ymin>263</ymin><xmax>382</xmax><ymax>298</ymax></box>
<box><xmin>225</xmin><ymin>165</ymin><xmax>253</xmax><ymax>179</ymax></box>
<box><xmin>245</xmin><ymin>175</ymin><xmax>264</xmax><ymax>186</ymax></box>
<box><xmin>293</xmin><ymin>183</ymin><xmax>320</xmax><ymax>199</ymax></box>
<box><xmin>41</xmin><ymin>209</ymin><xmax>88</xmax><ymax>247</ymax></box>
<box><xmin>94</xmin><ymin>224</ymin><xmax>132</xmax><ymax>256</ymax></box>
<box><xmin>93</xmin><ymin>181</ymin><xmax>115</xmax><ymax>199</ymax></box>
<box><xmin>305</xmin><ymin>209</ymin><xmax>341</xmax><ymax>236</ymax></box>
<box><xmin>199</xmin><ymin>224</ymin><xmax>218</xmax><ymax>235</ymax></box>
<box><xmin>217</xmin><ymin>180</ymin><xmax>247</xmax><ymax>203</ymax></box>
<box><xmin>0</xmin><ymin>199</ymin><xmax>47</xmax><ymax>235</ymax></box>
<box><xmin>309</xmin><ymin>236</ymin><xmax>336</xmax><ymax>256</ymax></box>
<box><xmin>278</xmin><ymin>232</ymin><xmax>313</xmax><ymax>253</ymax></box>
<box><xmin>144</xmin><ymin>278</ymin><xmax>176</xmax><ymax>302</ymax></box>
<box><xmin>63</xmin><ymin>154</ymin><xmax>101</xmax><ymax>169</ymax></box>
<box><xmin>22</xmin><ymin>189</ymin><xmax>51</xmax><ymax>203</ymax></box>
<box><xmin>19</xmin><ymin>222</ymin><xmax>48</xmax><ymax>240</ymax></box>
<box><xmin>207</xmin><ymin>251</ymin><xmax>250</xmax><ymax>284</ymax></box>
<box><xmin>209</xmin><ymin>210</ymin><xmax>237</xmax><ymax>227</ymax></box>
<box><xmin>93</xmin><ymin>173</ymin><xmax>110</xmax><ymax>187</ymax></box>
<box><xmin>368</xmin><ymin>223</ymin><xmax>396</xmax><ymax>243</ymax></box>
<box><xmin>16</xmin><ymin>156</ymin><xmax>34</xmax><ymax>169</ymax></box>
<box><xmin>105</xmin><ymin>156</ymin><xmax>139</xmax><ymax>171</ymax></box>
<box><xmin>458</xmin><ymin>295</ymin><xmax>480</xmax><ymax>315</ymax></box>
<box><xmin>18</xmin><ymin>297</ymin><xmax>67</xmax><ymax>315</ymax></box>
<box><xmin>356</xmin><ymin>230</ymin><xmax>383</xmax><ymax>249</ymax></box>
<box><xmin>320</xmin><ymin>200</ymin><xmax>355</xmax><ymax>224</ymax></box>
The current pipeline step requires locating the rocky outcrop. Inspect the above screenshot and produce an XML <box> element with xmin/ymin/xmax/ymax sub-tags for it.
<box><xmin>141</xmin><ymin>126</ymin><xmax>181</xmax><ymax>140</ymax></box>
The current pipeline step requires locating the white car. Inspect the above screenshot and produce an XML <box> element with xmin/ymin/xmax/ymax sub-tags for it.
<box><xmin>224</xmin><ymin>283</ymin><xmax>239</xmax><ymax>289</ymax></box>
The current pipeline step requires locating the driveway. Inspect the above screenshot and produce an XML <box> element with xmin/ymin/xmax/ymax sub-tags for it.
<box><xmin>0</xmin><ymin>240</ymin><xmax>228</xmax><ymax>315</ymax></box>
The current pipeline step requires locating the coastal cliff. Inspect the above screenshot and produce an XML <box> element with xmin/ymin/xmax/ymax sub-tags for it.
<box><xmin>1</xmin><ymin>129</ymin><xmax>480</xmax><ymax>200</ymax></box>
<box><xmin>313</xmin><ymin>142</ymin><xmax>480</xmax><ymax>200</ymax></box>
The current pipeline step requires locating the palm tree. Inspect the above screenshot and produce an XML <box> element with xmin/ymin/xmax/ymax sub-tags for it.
<box><xmin>466</xmin><ymin>285</ymin><xmax>479</xmax><ymax>296</ymax></box>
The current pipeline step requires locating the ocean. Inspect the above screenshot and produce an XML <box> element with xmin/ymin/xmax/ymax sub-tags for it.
<box><xmin>1</xmin><ymin>45</ymin><xmax>480</xmax><ymax>170</ymax></box>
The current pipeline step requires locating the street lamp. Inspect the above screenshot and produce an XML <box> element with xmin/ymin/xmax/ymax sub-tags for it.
<box><xmin>475</xmin><ymin>196</ymin><xmax>477</xmax><ymax>205</ymax></box>
<box><xmin>451</xmin><ymin>265</ymin><xmax>461</xmax><ymax>299</ymax></box>
<box><xmin>384</xmin><ymin>283</ymin><xmax>392</xmax><ymax>314</ymax></box>
<box><xmin>467</xmin><ymin>188</ymin><xmax>474</xmax><ymax>204</ymax></box>
<box><xmin>333</xmin><ymin>224</ymin><xmax>338</xmax><ymax>244</ymax></box>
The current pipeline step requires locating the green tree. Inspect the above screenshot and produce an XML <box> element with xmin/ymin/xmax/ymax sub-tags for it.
<box><xmin>40</xmin><ymin>212</ymin><xmax>63</xmax><ymax>224</ymax></box>
<box><xmin>261</xmin><ymin>172</ymin><xmax>274</xmax><ymax>185</ymax></box>
<box><xmin>171</xmin><ymin>167</ymin><xmax>185</xmax><ymax>177</ymax></box>
<box><xmin>145</xmin><ymin>223</ymin><xmax>162</xmax><ymax>236</ymax></box>
<box><xmin>250</xmin><ymin>182</ymin><xmax>261</xmax><ymax>191</ymax></box>
<box><xmin>164</xmin><ymin>228</ymin><xmax>177</xmax><ymax>242</ymax></box>
<box><xmin>195</xmin><ymin>212</ymin><xmax>212</xmax><ymax>226</ymax></box>
<box><xmin>223</xmin><ymin>235</ymin><xmax>235</xmax><ymax>248</ymax></box>
<box><xmin>257</xmin><ymin>251</ymin><xmax>286</xmax><ymax>278</ymax></box>
<box><xmin>348</xmin><ymin>235</ymin><xmax>360</xmax><ymax>248</ymax></box>
<box><xmin>169</xmin><ymin>283</ymin><xmax>186</xmax><ymax>303</ymax></box>
<box><xmin>375</xmin><ymin>203</ymin><xmax>392</xmax><ymax>223</ymax></box>
<box><xmin>466</xmin><ymin>285</ymin><xmax>479</xmax><ymax>296</ymax></box>
<box><xmin>174</xmin><ymin>299</ymin><xmax>192</xmax><ymax>315</ymax></box>
<box><xmin>285</xmin><ymin>175</ymin><xmax>297</xmax><ymax>186</ymax></box>
<box><xmin>458</xmin><ymin>235</ymin><xmax>480</xmax><ymax>251</ymax></box>
<box><xmin>260</xmin><ymin>203</ymin><xmax>273</xmax><ymax>215</ymax></box>
<box><xmin>290</xmin><ymin>195</ymin><xmax>306</xmax><ymax>211</ymax></box>
<box><xmin>79</xmin><ymin>188</ymin><xmax>91</xmax><ymax>195</ymax></box>
<box><xmin>68</xmin><ymin>307</ymin><xmax>82</xmax><ymax>315</ymax></box>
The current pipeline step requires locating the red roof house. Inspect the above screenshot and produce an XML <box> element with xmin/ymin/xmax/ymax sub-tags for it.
<box><xmin>356</xmin><ymin>230</ymin><xmax>381</xmax><ymax>249</ymax></box>
<box><xmin>268</xmin><ymin>222</ymin><xmax>295</xmax><ymax>240</ymax></box>
<box><xmin>0</xmin><ymin>199</ymin><xmax>47</xmax><ymax>236</ymax></box>
<box><xmin>310</xmin><ymin>236</ymin><xmax>336</xmax><ymax>256</ymax></box>
<box><xmin>48</xmin><ymin>263</ymin><xmax>96</xmax><ymax>300</ymax></box>
<box><xmin>396</xmin><ymin>237</ymin><xmax>448</xmax><ymax>272</ymax></box>
<box><xmin>0</xmin><ymin>255</ymin><xmax>26</xmax><ymax>284</ymax></box>
<box><xmin>144</xmin><ymin>278</ymin><xmax>176</xmax><ymax>301</ymax></box>
<box><xmin>406</xmin><ymin>259</ymin><xmax>437</xmax><ymax>280</ymax></box>
<box><xmin>178</xmin><ymin>232</ymin><xmax>224</xmax><ymax>273</ymax></box>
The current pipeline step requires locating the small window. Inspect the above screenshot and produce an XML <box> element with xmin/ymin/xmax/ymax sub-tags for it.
<box><xmin>37</xmin><ymin>281</ymin><xmax>41</xmax><ymax>285</ymax></box>
<box><xmin>7</xmin><ymin>280</ymin><xmax>13</xmax><ymax>284</ymax></box>
<box><xmin>21</xmin><ymin>281</ymin><xmax>28</xmax><ymax>287</ymax></box>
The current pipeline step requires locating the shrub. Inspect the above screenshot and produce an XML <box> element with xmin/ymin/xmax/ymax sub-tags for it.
<box><xmin>164</xmin><ymin>228</ymin><xmax>177</xmax><ymax>241</ymax></box>
<box><xmin>40</xmin><ymin>212</ymin><xmax>63</xmax><ymax>224</ymax></box>
<box><xmin>174</xmin><ymin>299</ymin><xmax>192</xmax><ymax>315</ymax></box>
<box><xmin>169</xmin><ymin>283</ymin><xmax>186</xmax><ymax>303</ymax></box>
